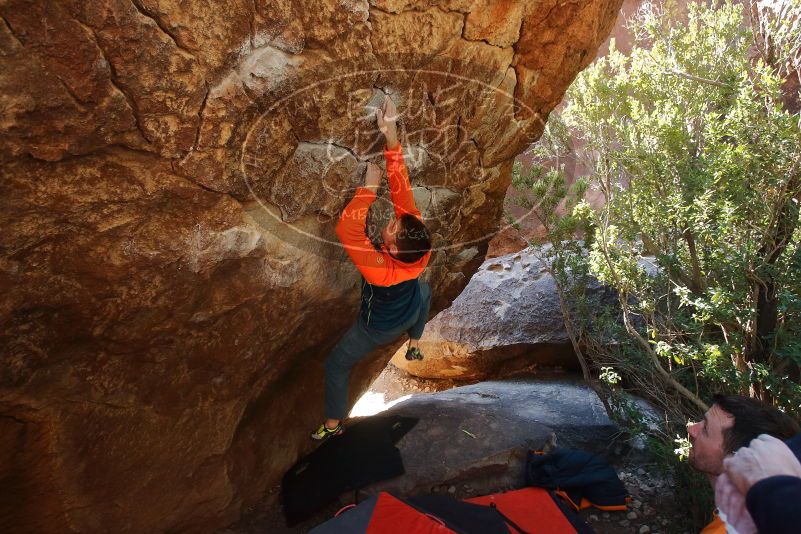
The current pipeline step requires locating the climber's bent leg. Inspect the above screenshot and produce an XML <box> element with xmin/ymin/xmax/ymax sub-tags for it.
<box><xmin>408</xmin><ymin>281</ymin><xmax>431</xmax><ymax>341</ymax></box>
<box><xmin>323</xmin><ymin>318</ymin><xmax>398</xmax><ymax>422</ymax></box>
<box><xmin>409</xmin><ymin>281</ymin><xmax>431</xmax><ymax>341</ymax></box>
<box><xmin>405</xmin><ymin>281</ymin><xmax>431</xmax><ymax>359</ymax></box>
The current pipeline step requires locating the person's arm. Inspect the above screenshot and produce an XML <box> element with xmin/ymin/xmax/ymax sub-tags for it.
<box><xmin>376</xmin><ymin>96</ymin><xmax>421</xmax><ymax>219</ymax></box>
<box><xmin>745</xmin><ymin>476</ymin><xmax>801</xmax><ymax>534</ymax></box>
<box><xmin>335</xmin><ymin>164</ymin><xmax>394</xmax><ymax>286</ymax></box>
<box><xmin>718</xmin><ymin>434</ymin><xmax>801</xmax><ymax>534</ymax></box>
<box><xmin>384</xmin><ymin>143</ymin><xmax>420</xmax><ymax>219</ymax></box>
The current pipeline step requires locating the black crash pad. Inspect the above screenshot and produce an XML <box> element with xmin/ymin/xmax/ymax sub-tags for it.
<box><xmin>282</xmin><ymin>414</ymin><xmax>418</xmax><ymax>525</ymax></box>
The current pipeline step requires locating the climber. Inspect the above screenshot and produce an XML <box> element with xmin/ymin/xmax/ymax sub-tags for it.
<box><xmin>310</xmin><ymin>95</ymin><xmax>433</xmax><ymax>441</ymax></box>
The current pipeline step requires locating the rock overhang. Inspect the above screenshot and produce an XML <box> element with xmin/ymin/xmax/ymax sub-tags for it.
<box><xmin>0</xmin><ymin>0</ymin><xmax>624</xmax><ymax>531</ymax></box>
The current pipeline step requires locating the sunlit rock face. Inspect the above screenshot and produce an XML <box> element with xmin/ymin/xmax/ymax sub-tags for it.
<box><xmin>488</xmin><ymin>0</ymin><xmax>646</xmax><ymax>258</ymax></box>
<box><xmin>391</xmin><ymin>249</ymin><xmax>586</xmax><ymax>380</ymax></box>
<box><xmin>0</xmin><ymin>0</ymin><xmax>622</xmax><ymax>531</ymax></box>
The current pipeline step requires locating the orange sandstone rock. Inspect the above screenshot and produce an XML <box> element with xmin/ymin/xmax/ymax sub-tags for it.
<box><xmin>0</xmin><ymin>0</ymin><xmax>622</xmax><ymax>531</ymax></box>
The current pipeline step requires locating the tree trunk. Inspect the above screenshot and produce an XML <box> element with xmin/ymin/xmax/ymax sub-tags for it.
<box><xmin>746</xmin><ymin>183</ymin><xmax>800</xmax><ymax>401</ymax></box>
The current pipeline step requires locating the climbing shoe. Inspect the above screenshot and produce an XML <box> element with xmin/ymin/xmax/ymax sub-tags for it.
<box><xmin>310</xmin><ymin>422</ymin><xmax>344</xmax><ymax>441</ymax></box>
<box><xmin>405</xmin><ymin>347</ymin><xmax>424</xmax><ymax>361</ymax></box>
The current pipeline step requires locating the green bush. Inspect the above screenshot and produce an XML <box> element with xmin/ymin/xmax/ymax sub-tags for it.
<box><xmin>511</xmin><ymin>2</ymin><xmax>801</xmax><ymax>525</ymax></box>
<box><xmin>518</xmin><ymin>0</ymin><xmax>801</xmax><ymax>416</ymax></box>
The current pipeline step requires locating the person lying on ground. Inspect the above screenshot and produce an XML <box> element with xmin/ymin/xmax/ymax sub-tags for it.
<box><xmin>685</xmin><ymin>394</ymin><xmax>799</xmax><ymax>534</ymax></box>
<box><xmin>715</xmin><ymin>432</ymin><xmax>801</xmax><ymax>534</ymax></box>
<box><xmin>310</xmin><ymin>95</ymin><xmax>433</xmax><ymax>441</ymax></box>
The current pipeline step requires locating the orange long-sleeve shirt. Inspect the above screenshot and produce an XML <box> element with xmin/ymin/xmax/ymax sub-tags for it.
<box><xmin>335</xmin><ymin>143</ymin><xmax>431</xmax><ymax>287</ymax></box>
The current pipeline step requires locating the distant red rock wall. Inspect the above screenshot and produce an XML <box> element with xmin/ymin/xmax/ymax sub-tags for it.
<box><xmin>488</xmin><ymin>0</ymin><xmax>643</xmax><ymax>257</ymax></box>
<box><xmin>489</xmin><ymin>0</ymin><xmax>801</xmax><ymax>258</ymax></box>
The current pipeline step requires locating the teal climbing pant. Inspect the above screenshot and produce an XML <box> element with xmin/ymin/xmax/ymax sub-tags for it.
<box><xmin>324</xmin><ymin>281</ymin><xmax>431</xmax><ymax>420</ymax></box>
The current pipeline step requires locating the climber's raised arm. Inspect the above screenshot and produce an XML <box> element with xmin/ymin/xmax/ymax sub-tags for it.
<box><xmin>376</xmin><ymin>96</ymin><xmax>420</xmax><ymax>219</ymax></box>
<box><xmin>376</xmin><ymin>95</ymin><xmax>400</xmax><ymax>150</ymax></box>
<box><xmin>335</xmin><ymin>162</ymin><xmax>395</xmax><ymax>286</ymax></box>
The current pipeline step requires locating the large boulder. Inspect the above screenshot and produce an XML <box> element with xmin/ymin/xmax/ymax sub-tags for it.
<box><xmin>0</xmin><ymin>1</ymin><xmax>622</xmax><ymax>531</ymax></box>
<box><xmin>392</xmin><ymin>248</ymin><xmax>611</xmax><ymax>379</ymax></box>
<box><xmin>363</xmin><ymin>379</ymin><xmax>620</xmax><ymax>497</ymax></box>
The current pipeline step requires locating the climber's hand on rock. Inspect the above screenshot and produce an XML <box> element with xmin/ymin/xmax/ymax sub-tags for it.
<box><xmin>376</xmin><ymin>95</ymin><xmax>399</xmax><ymax>149</ymax></box>
<box><xmin>364</xmin><ymin>162</ymin><xmax>382</xmax><ymax>192</ymax></box>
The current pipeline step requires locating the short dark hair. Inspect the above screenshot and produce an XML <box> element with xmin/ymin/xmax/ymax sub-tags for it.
<box><xmin>394</xmin><ymin>214</ymin><xmax>431</xmax><ymax>264</ymax></box>
<box><xmin>713</xmin><ymin>394</ymin><xmax>800</xmax><ymax>454</ymax></box>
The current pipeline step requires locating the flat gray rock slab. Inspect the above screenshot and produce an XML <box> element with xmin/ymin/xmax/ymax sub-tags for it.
<box><xmin>360</xmin><ymin>379</ymin><xmax>619</xmax><ymax>498</ymax></box>
<box><xmin>391</xmin><ymin>249</ymin><xmax>655</xmax><ymax>380</ymax></box>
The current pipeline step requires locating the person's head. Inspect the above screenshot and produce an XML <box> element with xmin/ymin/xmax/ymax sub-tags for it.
<box><xmin>382</xmin><ymin>214</ymin><xmax>431</xmax><ymax>263</ymax></box>
<box><xmin>687</xmin><ymin>394</ymin><xmax>799</xmax><ymax>479</ymax></box>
